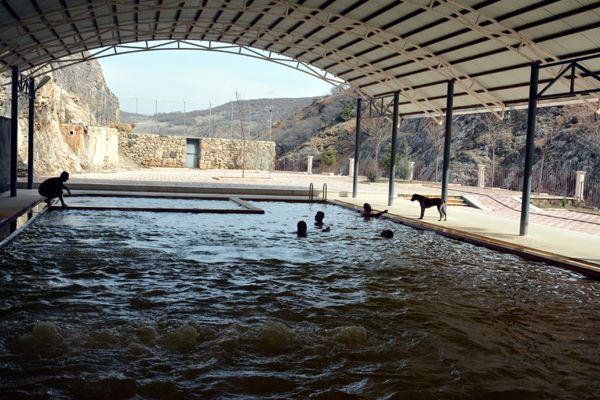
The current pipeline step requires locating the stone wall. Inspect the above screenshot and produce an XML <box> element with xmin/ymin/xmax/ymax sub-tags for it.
<box><xmin>0</xmin><ymin>117</ymin><xmax>10</xmax><ymax>193</ymax></box>
<box><xmin>199</xmin><ymin>138</ymin><xmax>275</xmax><ymax>170</ymax></box>
<box><xmin>119</xmin><ymin>132</ymin><xmax>186</xmax><ymax>167</ymax></box>
<box><xmin>59</xmin><ymin>124</ymin><xmax>119</xmax><ymax>171</ymax></box>
<box><xmin>118</xmin><ymin>133</ymin><xmax>275</xmax><ymax>170</ymax></box>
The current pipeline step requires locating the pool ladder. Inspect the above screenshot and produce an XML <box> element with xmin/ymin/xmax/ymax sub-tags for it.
<box><xmin>308</xmin><ymin>183</ymin><xmax>327</xmax><ymax>202</ymax></box>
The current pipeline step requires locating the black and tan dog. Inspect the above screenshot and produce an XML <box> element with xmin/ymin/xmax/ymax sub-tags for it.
<box><xmin>411</xmin><ymin>194</ymin><xmax>447</xmax><ymax>221</ymax></box>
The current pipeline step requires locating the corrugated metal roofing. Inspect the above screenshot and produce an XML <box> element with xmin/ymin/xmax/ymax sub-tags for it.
<box><xmin>1</xmin><ymin>0</ymin><xmax>599</xmax><ymax>118</ymax></box>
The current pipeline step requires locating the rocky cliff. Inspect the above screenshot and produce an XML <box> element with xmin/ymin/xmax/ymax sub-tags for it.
<box><xmin>0</xmin><ymin>58</ymin><xmax>120</xmax><ymax>176</ymax></box>
<box><xmin>275</xmin><ymin>90</ymin><xmax>600</xmax><ymax>183</ymax></box>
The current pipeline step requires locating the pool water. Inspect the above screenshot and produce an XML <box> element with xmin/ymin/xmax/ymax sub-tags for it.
<box><xmin>0</xmin><ymin>201</ymin><xmax>598</xmax><ymax>399</ymax></box>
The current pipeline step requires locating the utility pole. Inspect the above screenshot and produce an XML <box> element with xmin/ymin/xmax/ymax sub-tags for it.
<box><xmin>269</xmin><ymin>106</ymin><xmax>273</xmax><ymax>140</ymax></box>
<box><xmin>208</xmin><ymin>101</ymin><xmax>212</xmax><ymax>138</ymax></box>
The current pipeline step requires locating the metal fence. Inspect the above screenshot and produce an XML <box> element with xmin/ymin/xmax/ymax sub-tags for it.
<box><xmin>412</xmin><ymin>163</ymin><xmax>598</xmax><ymax>208</ymax></box>
<box><xmin>274</xmin><ymin>158</ymin><xmax>308</xmax><ymax>172</ymax></box>
<box><xmin>585</xmin><ymin>178</ymin><xmax>600</xmax><ymax>209</ymax></box>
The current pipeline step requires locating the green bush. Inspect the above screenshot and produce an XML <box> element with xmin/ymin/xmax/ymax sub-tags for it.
<box><xmin>338</xmin><ymin>102</ymin><xmax>354</xmax><ymax>121</ymax></box>
<box><xmin>321</xmin><ymin>147</ymin><xmax>337</xmax><ymax>167</ymax></box>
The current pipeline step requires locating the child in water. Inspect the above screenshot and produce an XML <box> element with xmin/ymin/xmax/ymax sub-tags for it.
<box><xmin>314</xmin><ymin>211</ymin><xmax>331</xmax><ymax>232</ymax></box>
<box><xmin>361</xmin><ymin>203</ymin><xmax>387</xmax><ymax>218</ymax></box>
<box><xmin>296</xmin><ymin>220</ymin><xmax>308</xmax><ymax>237</ymax></box>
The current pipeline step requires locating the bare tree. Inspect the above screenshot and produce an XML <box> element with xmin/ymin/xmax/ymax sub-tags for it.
<box><xmin>235</xmin><ymin>91</ymin><xmax>247</xmax><ymax>178</ymax></box>
<box><xmin>425</xmin><ymin>119</ymin><xmax>445</xmax><ymax>180</ymax></box>
<box><xmin>361</xmin><ymin>116</ymin><xmax>391</xmax><ymax>168</ymax></box>
<box><xmin>479</xmin><ymin>113</ymin><xmax>511</xmax><ymax>187</ymax></box>
<box><xmin>535</xmin><ymin>108</ymin><xmax>569</xmax><ymax>191</ymax></box>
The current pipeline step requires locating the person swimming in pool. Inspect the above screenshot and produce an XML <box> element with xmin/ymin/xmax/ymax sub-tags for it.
<box><xmin>380</xmin><ymin>229</ymin><xmax>394</xmax><ymax>239</ymax></box>
<box><xmin>38</xmin><ymin>171</ymin><xmax>71</xmax><ymax>208</ymax></box>
<box><xmin>314</xmin><ymin>211</ymin><xmax>325</xmax><ymax>227</ymax></box>
<box><xmin>314</xmin><ymin>211</ymin><xmax>331</xmax><ymax>232</ymax></box>
<box><xmin>361</xmin><ymin>203</ymin><xmax>387</xmax><ymax>218</ymax></box>
<box><xmin>296</xmin><ymin>220</ymin><xmax>308</xmax><ymax>237</ymax></box>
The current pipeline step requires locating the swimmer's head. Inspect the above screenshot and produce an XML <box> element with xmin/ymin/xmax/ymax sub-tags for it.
<box><xmin>363</xmin><ymin>203</ymin><xmax>372</xmax><ymax>212</ymax></box>
<box><xmin>297</xmin><ymin>220</ymin><xmax>307</xmax><ymax>236</ymax></box>
<box><xmin>60</xmin><ymin>171</ymin><xmax>69</xmax><ymax>181</ymax></box>
<box><xmin>380</xmin><ymin>229</ymin><xmax>393</xmax><ymax>239</ymax></box>
<box><xmin>315</xmin><ymin>211</ymin><xmax>325</xmax><ymax>223</ymax></box>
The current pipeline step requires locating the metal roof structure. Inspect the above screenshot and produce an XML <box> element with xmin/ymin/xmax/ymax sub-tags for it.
<box><xmin>1</xmin><ymin>0</ymin><xmax>600</xmax><ymax>120</ymax></box>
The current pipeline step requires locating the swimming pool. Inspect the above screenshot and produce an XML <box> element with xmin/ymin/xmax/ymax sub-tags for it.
<box><xmin>0</xmin><ymin>201</ymin><xmax>598</xmax><ymax>399</ymax></box>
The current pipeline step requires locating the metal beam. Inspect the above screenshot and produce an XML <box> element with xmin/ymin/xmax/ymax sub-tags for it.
<box><xmin>520</xmin><ymin>62</ymin><xmax>540</xmax><ymax>236</ymax></box>
<box><xmin>10</xmin><ymin>65</ymin><xmax>18</xmax><ymax>197</ymax></box>
<box><xmin>27</xmin><ymin>77</ymin><xmax>34</xmax><ymax>190</ymax></box>
<box><xmin>441</xmin><ymin>80</ymin><xmax>454</xmax><ymax>204</ymax></box>
<box><xmin>388</xmin><ymin>92</ymin><xmax>399</xmax><ymax>207</ymax></box>
<box><xmin>352</xmin><ymin>98</ymin><xmax>361</xmax><ymax>198</ymax></box>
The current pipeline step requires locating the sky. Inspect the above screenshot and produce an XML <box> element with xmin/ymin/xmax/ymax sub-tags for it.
<box><xmin>97</xmin><ymin>48</ymin><xmax>337</xmax><ymax>115</ymax></box>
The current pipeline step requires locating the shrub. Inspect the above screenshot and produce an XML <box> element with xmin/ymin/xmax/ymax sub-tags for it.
<box><xmin>321</xmin><ymin>147</ymin><xmax>337</xmax><ymax>167</ymax></box>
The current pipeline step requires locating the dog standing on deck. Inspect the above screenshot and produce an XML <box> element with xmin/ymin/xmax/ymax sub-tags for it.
<box><xmin>411</xmin><ymin>194</ymin><xmax>447</xmax><ymax>221</ymax></box>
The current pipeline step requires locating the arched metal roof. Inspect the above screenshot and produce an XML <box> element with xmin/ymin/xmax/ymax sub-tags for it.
<box><xmin>1</xmin><ymin>0</ymin><xmax>599</xmax><ymax>118</ymax></box>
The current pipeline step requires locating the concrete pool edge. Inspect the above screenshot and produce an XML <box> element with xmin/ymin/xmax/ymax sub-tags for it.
<box><xmin>330</xmin><ymin>200</ymin><xmax>600</xmax><ymax>280</ymax></box>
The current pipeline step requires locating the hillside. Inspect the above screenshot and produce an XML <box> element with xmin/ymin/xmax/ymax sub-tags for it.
<box><xmin>273</xmin><ymin>90</ymin><xmax>600</xmax><ymax>184</ymax></box>
<box><xmin>0</xmin><ymin>59</ymin><xmax>121</xmax><ymax>175</ymax></box>
<box><xmin>122</xmin><ymin>97</ymin><xmax>319</xmax><ymax>139</ymax></box>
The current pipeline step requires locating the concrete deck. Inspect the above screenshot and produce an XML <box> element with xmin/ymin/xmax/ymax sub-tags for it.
<box><xmin>2</xmin><ymin>168</ymin><xmax>599</xmax><ymax>278</ymax></box>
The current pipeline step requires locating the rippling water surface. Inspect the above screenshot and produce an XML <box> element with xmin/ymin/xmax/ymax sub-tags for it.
<box><xmin>0</xmin><ymin>201</ymin><xmax>599</xmax><ymax>399</ymax></box>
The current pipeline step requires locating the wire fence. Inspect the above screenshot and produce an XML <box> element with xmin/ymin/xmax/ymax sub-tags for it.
<box><xmin>585</xmin><ymin>178</ymin><xmax>600</xmax><ymax>208</ymax></box>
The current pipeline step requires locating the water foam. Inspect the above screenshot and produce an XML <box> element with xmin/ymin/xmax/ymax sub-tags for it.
<box><xmin>257</xmin><ymin>320</ymin><xmax>296</xmax><ymax>352</ymax></box>
<box><xmin>327</xmin><ymin>325</ymin><xmax>368</xmax><ymax>348</ymax></box>
<box><xmin>161</xmin><ymin>323</ymin><xmax>199</xmax><ymax>351</ymax></box>
<box><xmin>19</xmin><ymin>321</ymin><xmax>64</xmax><ymax>356</ymax></box>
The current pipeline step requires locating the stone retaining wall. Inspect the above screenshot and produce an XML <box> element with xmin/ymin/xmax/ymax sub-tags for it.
<box><xmin>119</xmin><ymin>132</ymin><xmax>186</xmax><ymax>167</ymax></box>
<box><xmin>119</xmin><ymin>132</ymin><xmax>274</xmax><ymax>170</ymax></box>
<box><xmin>199</xmin><ymin>138</ymin><xmax>275</xmax><ymax>170</ymax></box>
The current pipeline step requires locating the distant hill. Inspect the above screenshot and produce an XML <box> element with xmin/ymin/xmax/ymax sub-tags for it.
<box><xmin>120</xmin><ymin>97</ymin><xmax>320</xmax><ymax>139</ymax></box>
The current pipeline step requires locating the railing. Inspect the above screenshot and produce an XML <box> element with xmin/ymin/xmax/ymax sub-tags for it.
<box><xmin>585</xmin><ymin>178</ymin><xmax>600</xmax><ymax>209</ymax></box>
<box><xmin>274</xmin><ymin>158</ymin><xmax>308</xmax><ymax>172</ymax></box>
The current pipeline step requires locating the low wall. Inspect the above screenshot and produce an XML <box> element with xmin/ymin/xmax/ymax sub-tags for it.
<box><xmin>119</xmin><ymin>132</ymin><xmax>186</xmax><ymax>167</ymax></box>
<box><xmin>0</xmin><ymin>117</ymin><xmax>9</xmax><ymax>193</ymax></box>
<box><xmin>199</xmin><ymin>138</ymin><xmax>275</xmax><ymax>170</ymax></box>
<box><xmin>119</xmin><ymin>133</ymin><xmax>274</xmax><ymax>170</ymax></box>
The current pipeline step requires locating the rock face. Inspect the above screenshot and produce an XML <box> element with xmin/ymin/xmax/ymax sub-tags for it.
<box><xmin>0</xmin><ymin>59</ymin><xmax>120</xmax><ymax>176</ymax></box>
<box><xmin>276</xmin><ymin>90</ymin><xmax>600</xmax><ymax>183</ymax></box>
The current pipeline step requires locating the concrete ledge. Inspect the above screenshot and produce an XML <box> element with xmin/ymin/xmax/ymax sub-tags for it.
<box><xmin>20</xmin><ymin>181</ymin><xmax>321</xmax><ymax>197</ymax></box>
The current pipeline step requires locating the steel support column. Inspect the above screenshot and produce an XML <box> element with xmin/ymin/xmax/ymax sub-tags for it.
<box><xmin>388</xmin><ymin>92</ymin><xmax>399</xmax><ymax>206</ymax></box>
<box><xmin>10</xmin><ymin>66</ymin><xmax>18</xmax><ymax>197</ymax></box>
<box><xmin>441</xmin><ymin>80</ymin><xmax>454</xmax><ymax>204</ymax></box>
<box><xmin>352</xmin><ymin>98</ymin><xmax>361</xmax><ymax>198</ymax></box>
<box><xmin>520</xmin><ymin>62</ymin><xmax>540</xmax><ymax>236</ymax></box>
<box><xmin>27</xmin><ymin>78</ymin><xmax>35</xmax><ymax>190</ymax></box>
